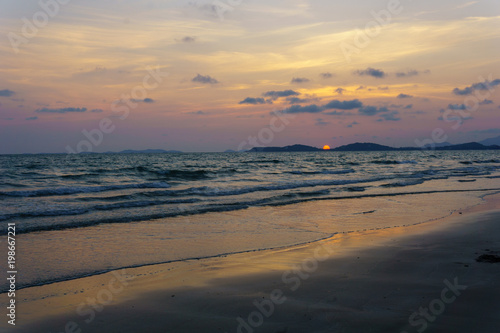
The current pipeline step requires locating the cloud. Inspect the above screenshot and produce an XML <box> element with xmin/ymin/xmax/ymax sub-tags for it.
<box><xmin>456</xmin><ymin>1</ymin><xmax>478</xmax><ymax>9</ymax></box>
<box><xmin>452</xmin><ymin>79</ymin><xmax>500</xmax><ymax>95</ymax></box>
<box><xmin>282</xmin><ymin>104</ymin><xmax>322</xmax><ymax>114</ymax></box>
<box><xmin>397</xmin><ymin>93</ymin><xmax>413</xmax><ymax>99</ymax></box>
<box><xmin>262</xmin><ymin>90</ymin><xmax>299</xmax><ymax>99</ymax></box>
<box><xmin>315</xmin><ymin>118</ymin><xmax>329</xmax><ymax>126</ymax></box>
<box><xmin>320</xmin><ymin>72</ymin><xmax>334</xmax><ymax>79</ymax></box>
<box><xmin>479</xmin><ymin>99</ymin><xmax>493</xmax><ymax>105</ymax></box>
<box><xmin>187</xmin><ymin>110</ymin><xmax>207</xmax><ymax>115</ymax></box>
<box><xmin>378</xmin><ymin>111</ymin><xmax>401</xmax><ymax>121</ymax></box>
<box><xmin>323</xmin><ymin>99</ymin><xmax>363</xmax><ymax>110</ymax></box>
<box><xmin>358</xmin><ymin>106</ymin><xmax>389</xmax><ymax>116</ymax></box>
<box><xmin>469</xmin><ymin>128</ymin><xmax>500</xmax><ymax>135</ymax></box>
<box><xmin>91</xmin><ymin>108</ymin><xmax>103</xmax><ymax>113</ymax></box>
<box><xmin>131</xmin><ymin>98</ymin><xmax>155</xmax><ymax>103</ymax></box>
<box><xmin>448</xmin><ymin>103</ymin><xmax>467</xmax><ymax>110</ymax></box>
<box><xmin>335</xmin><ymin>87</ymin><xmax>345</xmax><ymax>95</ymax></box>
<box><xmin>180</xmin><ymin>36</ymin><xmax>196</xmax><ymax>43</ymax></box>
<box><xmin>354</xmin><ymin>67</ymin><xmax>386</xmax><ymax>78</ymax></box>
<box><xmin>395</xmin><ymin>69</ymin><xmax>430</xmax><ymax>78</ymax></box>
<box><xmin>35</xmin><ymin>107</ymin><xmax>87</xmax><ymax>113</ymax></box>
<box><xmin>377</xmin><ymin>86</ymin><xmax>389</xmax><ymax>90</ymax></box>
<box><xmin>324</xmin><ymin>110</ymin><xmax>350</xmax><ymax>116</ymax></box>
<box><xmin>356</xmin><ymin>86</ymin><xmax>365</xmax><ymax>90</ymax></box>
<box><xmin>404</xmin><ymin>104</ymin><xmax>413</xmax><ymax>109</ymax></box>
<box><xmin>346</xmin><ymin>121</ymin><xmax>359</xmax><ymax>128</ymax></box>
<box><xmin>239</xmin><ymin>97</ymin><xmax>267</xmax><ymax>105</ymax></box>
<box><xmin>438</xmin><ymin>115</ymin><xmax>473</xmax><ymax>123</ymax></box>
<box><xmin>25</xmin><ymin>116</ymin><xmax>38</xmax><ymax>120</ymax></box>
<box><xmin>286</xmin><ymin>97</ymin><xmax>312</xmax><ymax>104</ymax></box>
<box><xmin>192</xmin><ymin>74</ymin><xmax>219</xmax><ymax>84</ymax></box>
<box><xmin>0</xmin><ymin>89</ymin><xmax>15</xmax><ymax>97</ymax></box>
<box><xmin>291</xmin><ymin>77</ymin><xmax>310</xmax><ymax>84</ymax></box>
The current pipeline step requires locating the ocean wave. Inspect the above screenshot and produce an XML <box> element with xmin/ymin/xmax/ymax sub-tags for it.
<box><xmin>371</xmin><ymin>160</ymin><xmax>417</xmax><ymax>165</ymax></box>
<box><xmin>346</xmin><ymin>187</ymin><xmax>366</xmax><ymax>192</ymax></box>
<box><xmin>80</xmin><ymin>166</ymin><xmax>224</xmax><ymax>181</ymax></box>
<box><xmin>0</xmin><ymin>198</ymin><xmax>202</xmax><ymax>222</ymax></box>
<box><xmin>242</xmin><ymin>159</ymin><xmax>282</xmax><ymax>164</ymax></box>
<box><xmin>380</xmin><ymin>179</ymin><xmax>425</xmax><ymax>188</ymax></box>
<box><xmin>7</xmin><ymin>187</ymin><xmax>500</xmax><ymax>235</ymax></box>
<box><xmin>151</xmin><ymin>169</ymin><xmax>213</xmax><ymax>180</ymax></box>
<box><xmin>288</xmin><ymin>169</ymin><xmax>355</xmax><ymax>175</ymax></box>
<box><xmin>171</xmin><ymin>177</ymin><xmax>383</xmax><ymax>197</ymax></box>
<box><xmin>0</xmin><ymin>182</ymin><xmax>170</xmax><ymax>197</ymax></box>
<box><xmin>473</xmin><ymin>159</ymin><xmax>500</xmax><ymax>164</ymax></box>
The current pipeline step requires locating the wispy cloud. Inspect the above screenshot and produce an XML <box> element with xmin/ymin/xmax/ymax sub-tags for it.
<box><xmin>395</xmin><ymin>69</ymin><xmax>430</xmax><ymax>78</ymax></box>
<box><xmin>35</xmin><ymin>107</ymin><xmax>87</xmax><ymax>113</ymax></box>
<box><xmin>323</xmin><ymin>99</ymin><xmax>363</xmax><ymax>110</ymax></box>
<box><xmin>180</xmin><ymin>36</ymin><xmax>197</xmax><ymax>43</ymax></box>
<box><xmin>130</xmin><ymin>98</ymin><xmax>155</xmax><ymax>103</ymax></box>
<box><xmin>456</xmin><ymin>1</ymin><xmax>479</xmax><ymax>9</ymax></box>
<box><xmin>453</xmin><ymin>79</ymin><xmax>500</xmax><ymax>95</ymax></box>
<box><xmin>315</xmin><ymin>118</ymin><xmax>329</xmax><ymax>126</ymax></box>
<box><xmin>479</xmin><ymin>99</ymin><xmax>493</xmax><ymax>105</ymax></box>
<box><xmin>187</xmin><ymin>110</ymin><xmax>208</xmax><ymax>115</ymax></box>
<box><xmin>262</xmin><ymin>90</ymin><xmax>300</xmax><ymax>99</ymax></box>
<box><xmin>378</xmin><ymin>111</ymin><xmax>401</xmax><ymax>121</ymax></box>
<box><xmin>192</xmin><ymin>74</ymin><xmax>219</xmax><ymax>84</ymax></box>
<box><xmin>358</xmin><ymin>106</ymin><xmax>389</xmax><ymax>116</ymax></box>
<box><xmin>239</xmin><ymin>97</ymin><xmax>267</xmax><ymax>105</ymax></box>
<box><xmin>0</xmin><ymin>89</ymin><xmax>15</xmax><ymax>97</ymax></box>
<box><xmin>354</xmin><ymin>67</ymin><xmax>386</xmax><ymax>78</ymax></box>
<box><xmin>291</xmin><ymin>77</ymin><xmax>310</xmax><ymax>84</ymax></box>
<box><xmin>448</xmin><ymin>103</ymin><xmax>467</xmax><ymax>110</ymax></box>
<box><xmin>397</xmin><ymin>93</ymin><xmax>413</xmax><ymax>99</ymax></box>
<box><xmin>286</xmin><ymin>97</ymin><xmax>315</xmax><ymax>104</ymax></box>
<box><xmin>282</xmin><ymin>104</ymin><xmax>323</xmax><ymax>114</ymax></box>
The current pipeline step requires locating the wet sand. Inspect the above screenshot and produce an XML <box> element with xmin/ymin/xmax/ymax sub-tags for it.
<box><xmin>5</xmin><ymin>193</ymin><xmax>500</xmax><ymax>333</ymax></box>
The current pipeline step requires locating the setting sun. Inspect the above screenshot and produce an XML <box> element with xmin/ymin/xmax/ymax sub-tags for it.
<box><xmin>323</xmin><ymin>145</ymin><xmax>331</xmax><ymax>150</ymax></box>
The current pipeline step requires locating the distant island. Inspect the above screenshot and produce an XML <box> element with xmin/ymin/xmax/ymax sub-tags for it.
<box><xmin>104</xmin><ymin>149</ymin><xmax>183</xmax><ymax>154</ymax></box>
<box><xmin>248</xmin><ymin>142</ymin><xmax>500</xmax><ymax>152</ymax></box>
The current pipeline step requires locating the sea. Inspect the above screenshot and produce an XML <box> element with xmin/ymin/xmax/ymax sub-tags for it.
<box><xmin>1</xmin><ymin>150</ymin><xmax>500</xmax><ymax>291</ymax></box>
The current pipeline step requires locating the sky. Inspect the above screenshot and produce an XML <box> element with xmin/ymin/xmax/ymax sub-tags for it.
<box><xmin>0</xmin><ymin>0</ymin><xmax>499</xmax><ymax>153</ymax></box>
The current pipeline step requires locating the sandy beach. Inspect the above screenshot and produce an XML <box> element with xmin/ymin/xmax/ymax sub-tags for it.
<box><xmin>4</xmin><ymin>192</ymin><xmax>499</xmax><ymax>333</ymax></box>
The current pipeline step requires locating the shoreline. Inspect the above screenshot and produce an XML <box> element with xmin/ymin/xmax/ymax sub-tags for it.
<box><xmin>5</xmin><ymin>188</ymin><xmax>500</xmax><ymax>293</ymax></box>
<box><xmin>5</xmin><ymin>192</ymin><xmax>500</xmax><ymax>332</ymax></box>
